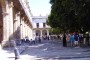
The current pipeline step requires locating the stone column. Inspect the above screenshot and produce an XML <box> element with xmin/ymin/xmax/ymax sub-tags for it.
<box><xmin>20</xmin><ymin>18</ymin><xmax>23</xmax><ymax>39</ymax></box>
<box><xmin>40</xmin><ymin>30</ymin><xmax>43</xmax><ymax>39</ymax></box>
<box><xmin>8</xmin><ymin>1</ymin><xmax>14</xmax><ymax>40</ymax></box>
<box><xmin>47</xmin><ymin>30</ymin><xmax>50</xmax><ymax>40</ymax></box>
<box><xmin>13</xmin><ymin>13</ymin><xmax>18</xmax><ymax>39</ymax></box>
<box><xmin>32</xmin><ymin>30</ymin><xmax>35</xmax><ymax>40</ymax></box>
<box><xmin>17</xmin><ymin>12</ymin><xmax>20</xmax><ymax>39</ymax></box>
<box><xmin>2</xmin><ymin>0</ymin><xmax>10</xmax><ymax>47</ymax></box>
<box><xmin>22</xmin><ymin>17</ymin><xmax>25</xmax><ymax>39</ymax></box>
<box><xmin>2</xmin><ymin>9</ymin><xmax>9</xmax><ymax>47</ymax></box>
<box><xmin>24</xmin><ymin>22</ymin><xmax>26</xmax><ymax>37</ymax></box>
<box><xmin>25</xmin><ymin>23</ymin><xmax>28</xmax><ymax>37</ymax></box>
<box><xmin>13</xmin><ymin>12</ymin><xmax>21</xmax><ymax>39</ymax></box>
<box><xmin>27</xmin><ymin>25</ymin><xmax>29</xmax><ymax>39</ymax></box>
<box><xmin>23</xmin><ymin>19</ymin><xmax>26</xmax><ymax>38</ymax></box>
<box><xmin>8</xmin><ymin>1</ymin><xmax>14</xmax><ymax>47</ymax></box>
<box><xmin>47</xmin><ymin>30</ymin><xmax>49</xmax><ymax>36</ymax></box>
<box><xmin>2</xmin><ymin>2</ymin><xmax>8</xmax><ymax>41</ymax></box>
<box><xmin>29</xmin><ymin>27</ymin><xmax>33</xmax><ymax>39</ymax></box>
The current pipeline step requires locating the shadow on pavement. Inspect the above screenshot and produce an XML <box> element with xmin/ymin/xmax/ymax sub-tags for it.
<box><xmin>20</xmin><ymin>40</ymin><xmax>90</xmax><ymax>59</ymax></box>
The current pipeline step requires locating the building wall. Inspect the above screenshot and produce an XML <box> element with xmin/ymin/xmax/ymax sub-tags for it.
<box><xmin>0</xmin><ymin>1</ymin><xmax>3</xmax><ymax>43</ymax></box>
<box><xmin>32</xmin><ymin>16</ymin><xmax>50</xmax><ymax>28</ymax></box>
<box><xmin>0</xmin><ymin>0</ymin><xmax>33</xmax><ymax>47</ymax></box>
<box><xmin>32</xmin><ymin>16</ymin><xmax>50</xmax><ymax>40</ymax></box>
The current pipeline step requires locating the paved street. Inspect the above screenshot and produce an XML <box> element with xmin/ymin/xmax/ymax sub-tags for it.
<box><xmin>1</xmin><ymin>40</ymin><xmax>90</xmax><ymax>60</ymax></box>
<box><xmin>19</xmin><ymin>40</ymin><xmax>90</xmax><ymax>60</ymax></box>
<box><xmin>0</xmin><ymin>43</ymin><xmax>28</xmax><ymax>60</ymax></box>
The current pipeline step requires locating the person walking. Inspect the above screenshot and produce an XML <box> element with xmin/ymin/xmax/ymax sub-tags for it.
<box><xmin>79</xmin><ymin>34</ymin><xmax>83</xmax><ymax>46</ymax></box>
<box><xmin>70</xmin><ymin>34</ymin><xmax>75</xmax><ymax>47</ymax></box>
<box><xmin>38</xmin><ymin>35</ymin><xmax>41</xmax><ymax>43</ymax></box>
<box><xmin>63</xmin><ymin>33</ymin><xmax>67</xmax><ymax>47</ymax></box>
<box><xmin>74</xmin><ymin>33</ymin><xmax>79</xmax><ymax>48</ymax></box>
<box><xmin>86</xmin><ymin>33</ymin><xmax>89</xmax><ymax>46</ymax></box>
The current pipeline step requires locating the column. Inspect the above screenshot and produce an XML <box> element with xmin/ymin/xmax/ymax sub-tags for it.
<box><xmin>32</xmin><ymin>30</ymin><xmax>35</xmax><ymax>40</ymax></box>
<box><xmin>47</xmin><ymin>30</ymin><xmax>50</xmax><ymax>40</ymax></box>
<box><xmin>27</xmin><ymin>25</ymin><xmax>30</xmax><ymax>39</ymax></box>
<box><xmin>13</xmin><ymin>13</ymin><xmax>18</xmax><ymax>39</ymax></box>
<box><xmin>23</xmin><ymin>19</ymin><xmax>26</xmax><ymax>38</ymax></box>
<box><xmin>29</xmin><ymin>27</ymin><xmax>33</xmax><ymax>39</ymax></box>
<box><xmin>8</xmin><ymin>1</ymin><xmax>14</xmax><ymax>40</ymax></box>
<box><xmin>40</xmin><ymin>30</ymin><xmax>43</xmax><ymax>39</ymax></box>
<box><xmin>25</xmin><ymin>23</ymin><xmax>28</xmax><ymax>37</ymax></box>
<box><xmin>13</xmin><ymin>12</ymin><xmax>21</xmax><ymax>39</ymax></box>
<box><xmin>27</xmin><ymin>24</ymin><xmax>29</xmax><ymax>37</ymax></box>
<box><xmin>2</xmin><ymin>0</ymin><xmax>10</xmax><ymax>47</ymax></box>
<box><xmin>3</xmin><ymin>1</ymin><xmax>9</xmax><ymax>41</ymax></box>
<box><xmin>24</xmin><ymin>22</ymin><xmax>27</xmax><ymax>37</ymax></box>
<box><xmin>17</xmin><ymin>12</ymin><xmax>20</xmax><ymax>39</ymax></box>
<box><xmin>20</xmin><ymin>18</ymin><xmax>23</xmax><ymax>39</ymax></box>
<box><xmin>22</xmin><ymin>18</ymin><xmax>25</xmax><ymax>38</ymax></box>
<box><xmin>47</xmin><ymin>30</ymin><xmax>49</xmax><ymax>36</ymax></box>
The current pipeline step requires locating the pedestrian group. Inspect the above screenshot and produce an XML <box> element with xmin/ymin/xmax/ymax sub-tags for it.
<box><xmin>62</xmin><ymin>32</ymin><xmax>90</xmax><ymax>48</ymax></box>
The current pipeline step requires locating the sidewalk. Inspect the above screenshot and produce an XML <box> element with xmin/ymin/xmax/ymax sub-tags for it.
<box><xmin>48</xmin><ymin>40</ymin><xmax>90</xmax><ymax>59</ymax></box>
<box><xmin>17</xmin><ymin>40</ymin><xmax>90</xmax><ymax>60</ymax></box>
<box><xmin>0</xmin><ymin>40</ymin><xmax>90</xmax><ymax>60</ymax></box>
<box><xmin>0</xmin><ymin>44</ymin><xmax>28</xmax><ymax>60</ymax></box>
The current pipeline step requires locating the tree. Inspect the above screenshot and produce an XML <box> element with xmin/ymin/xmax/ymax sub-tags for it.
<box><xmin>47</xmin><ymin>0</ymin><xmax>90</xmax><ymax>33</ymax></box>
<box><xmin>49</xmin><ymin>28</ymin><xmax>62</xmax><ymax>35</ymax></box>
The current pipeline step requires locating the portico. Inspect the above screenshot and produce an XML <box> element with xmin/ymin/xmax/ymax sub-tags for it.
<box><xmin>0</xmin><ymin>0</ymin><xmax>32</xmax><ymax>47</ymax></box>
<box><xmin>32</xmin><ymin>16</ymin><xmax>50</xmax><ymax>40</ymax></box>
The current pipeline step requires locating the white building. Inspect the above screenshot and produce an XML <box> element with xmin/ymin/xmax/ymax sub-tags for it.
<box><xmin>32</xmin><ymin>16</ymin><xmax>51</xmax><ymax>40</ymax></box>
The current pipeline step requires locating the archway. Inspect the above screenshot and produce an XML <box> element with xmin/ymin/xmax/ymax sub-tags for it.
<box><xmin>42</xmin><ymin>30</ymin><xmax>47</xmax><ymax>40</ymax></box>
<box><xmin>42</xmin><ymin>30</ymin><xmax>47</xmax><ymax>36</ymax></box>
<box><xmin>35</xmin><ymin>30</ymin><xmax>41</xmax><ymax>36</ymax></box>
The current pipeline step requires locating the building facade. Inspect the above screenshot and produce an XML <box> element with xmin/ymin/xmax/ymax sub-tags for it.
<box><xmin>32</xmin><ymin>16</ymin><xmax>50</xmax><ymax>40</ymax></box>
<box><xmin>0</xmin><ymin>0</ymin><xmax>33</xmax><ymax>47</ymax></box>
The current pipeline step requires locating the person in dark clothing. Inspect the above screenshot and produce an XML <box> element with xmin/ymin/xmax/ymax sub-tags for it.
<box><xmin>79</xmin><ymin>34</ymin><xmax>83</xmax><ymax>46</ymax></box>
<box><xmin>63</xmin><ymin>33</ymin><xmax>67</xmax><ymax>47</ymax></box>
<box><xmin>86</xmin><ymin>34</ymin><xmax>89</xmax><ymax>46</ymax></box>
<box><xmin>38</xmin><ymin>35</ymin><xmax>41</xmax><ymax>43</ymax></box>
<box><xmin>74</xmin><ymin>33</ymin><xmax>79</xmax><ymax>47</ymax></box>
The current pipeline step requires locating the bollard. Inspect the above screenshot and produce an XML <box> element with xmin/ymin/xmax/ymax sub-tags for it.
<box><xmin>14</xmin><ymin>47</ymin><xmax>20</xmax><ymax>59</ymax></box>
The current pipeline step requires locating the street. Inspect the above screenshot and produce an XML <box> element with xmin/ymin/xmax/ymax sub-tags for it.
<box><xmin>19</xmin><ymin>40</ymin><xmax>90</xmax><ymax>60</ymax></box>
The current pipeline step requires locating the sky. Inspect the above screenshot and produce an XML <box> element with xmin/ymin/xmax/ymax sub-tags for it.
<box><xmin>28</xmin><ymin>0</ymin><xmax>51</xmax><ymax>16</ymax></box>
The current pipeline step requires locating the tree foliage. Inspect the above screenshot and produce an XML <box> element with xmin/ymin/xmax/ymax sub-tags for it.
<box><xmin>47</xmin><ymin>0</ymin><xmax>90</xmax><ymax>33</ymax></box>
<box><xmin>49</xmin><ymin>28</ymin><xmax>62</xmax><ymax>34</ymax></box>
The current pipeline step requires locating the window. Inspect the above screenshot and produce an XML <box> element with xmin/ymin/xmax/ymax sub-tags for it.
<box><xmin>36</xmin><ymin>23</ymin><xmax>39</xmax><ymax>28</ymax></box>
<box><xmin>43</xmin><ymin>23</ymin><xmax>46</xmax><ymax>27</ymax></box>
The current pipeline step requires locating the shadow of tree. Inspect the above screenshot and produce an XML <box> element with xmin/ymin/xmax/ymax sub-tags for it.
<box><xmin>20</xmin><ymin>40</ymin><xmax>90</xmax><ymax>60</ymax></box>
<box><xmin>20</xmin><ymin>40</ymin><xmax>63</xmax><ymax>59</ymax></box>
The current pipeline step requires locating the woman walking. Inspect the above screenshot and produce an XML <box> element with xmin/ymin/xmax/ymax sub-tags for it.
<box><xmin>63</xmin><ymin>33</ymin><xmax>67</xmax><ymax>47</ymax></box>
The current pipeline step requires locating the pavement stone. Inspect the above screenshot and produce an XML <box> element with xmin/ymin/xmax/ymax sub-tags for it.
<box><xmin>1</xmin><ymin>40</ymin><xmax>90</xmax><ymax>60</ymax></box>
<box><xmin>0</xmin><ymin>44</ymin><xmax>28</xmax><ymax>60</ymax></box>
<box><xmin>19</xmin><ymin>40</ymin><xmax>90</xmax><ymax>60</ymax></box>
